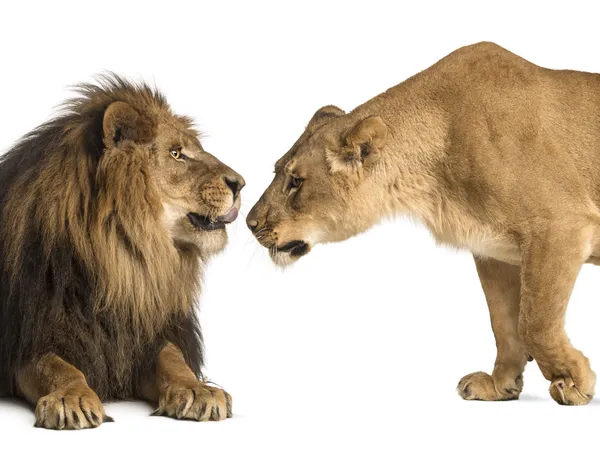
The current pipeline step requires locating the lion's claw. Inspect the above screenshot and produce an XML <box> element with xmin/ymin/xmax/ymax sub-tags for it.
<box><xmin>154</xmin><ymin>381</ymin><xmax>232</xmax><ymax>421</ymax></box>
<box><xmin>34</xmin><ymin>387</ymin><xmax>109</xmax><ymax>430</ymax></box>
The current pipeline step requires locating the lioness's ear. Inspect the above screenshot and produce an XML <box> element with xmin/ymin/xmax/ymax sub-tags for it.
<box><xmin>103</xmin><ymin>101</ymin><xmax>156</xmax><ymax>147</ymax></box>
<box><xmin>327</xmin><ymin>116</ymin><xmax>388</xmax><ymax>174</ymax></box>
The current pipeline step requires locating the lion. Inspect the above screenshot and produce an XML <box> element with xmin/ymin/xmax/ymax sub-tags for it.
<box><xmin>247</xmin><ymin>42</ymin><xmax>600</xmax><ymax>406</ymax></box>
<box><xmin>0</xmin><ymin>75</ymin><xmax>244</xmax><ymax>429</ymax></box>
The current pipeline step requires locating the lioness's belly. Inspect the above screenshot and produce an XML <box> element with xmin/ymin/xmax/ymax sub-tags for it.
<box><xmin>468</xmin><ymin>237</ymin><xmax>522</xmax><ymax>265</ymax></box>
<box><xmin>467</xmin><ymin>233</ymin><xmax>600</xmax><ymax>266</ymax></box>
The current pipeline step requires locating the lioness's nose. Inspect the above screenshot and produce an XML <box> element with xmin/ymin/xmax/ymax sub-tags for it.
<box><xmin>223</xmin><ymin>174</ymin><xmax>245</xmax><ymax>199</ymax></box>
<box><xmin>247</xmin><ymin>218</ymin><xmax>259</xmax><ymax>232</ymax></box>
<box><xmin>246</xmin><ymin>205</ymin><xmax>260</xmax><ymax>232</ymax></box>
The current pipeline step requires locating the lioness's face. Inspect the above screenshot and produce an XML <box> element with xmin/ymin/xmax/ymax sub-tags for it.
<box><xmin>102</xmin><ymin>101</ymin><xmax>244</xmax><ymax>256</ymax></box>
<box><xmin>247</xmin><ymin>106</ymin><xmax>389</xmax><ymax>267</ymax></box>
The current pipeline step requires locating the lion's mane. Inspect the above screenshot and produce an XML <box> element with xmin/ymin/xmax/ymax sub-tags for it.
<box><xmin>0</xmin><ymin>76</ymin><xmax>204</xmax><ymax>399</ymax></box>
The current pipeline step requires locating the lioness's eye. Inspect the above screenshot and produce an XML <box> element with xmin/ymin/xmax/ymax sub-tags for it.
<box><xmin>288</xmin><ymin>176</ymin><xmax>304</xmax><ymax>191</ymax></box>
<box><xmin>169</xmin><ymin>146</ymin><xmax>186</xmax><ymax>161</ymax></box>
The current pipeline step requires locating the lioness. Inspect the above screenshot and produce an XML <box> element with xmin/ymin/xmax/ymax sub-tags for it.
<box><xmin>0</xmin><ymin>76</ymin><xmax>243</xmax><ymax>428</ymax></box>
<box><xmin>247</xmin><ymin>42</ymin><xmax>600</xmax><ymax>405</ymax></box>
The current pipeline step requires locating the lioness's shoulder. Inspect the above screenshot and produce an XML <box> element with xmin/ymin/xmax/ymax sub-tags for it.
<box><xmin>420</xmin><ymin>41</ymin><xmax>540</xmax><ymax>91</ymax></box>
<box><xmin>441</xmin><ymin>41</ymin><xmax>532</xmax><ymax>68</ymax></box>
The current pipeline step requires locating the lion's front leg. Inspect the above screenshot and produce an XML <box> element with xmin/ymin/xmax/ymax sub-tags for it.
<box><xmin>17</xmin><ymin>353</ymin><xmax>110</xmax><ymax>430</ymax></box>
<box><xmin>457</xmin><ymin>256</ymin><xmax>529</xmax><ymax>401</ymax></box>
<box><xmin>141</xmin><ymin>342</ymin><xmax>232</xmax><ymax>421</ymax></box>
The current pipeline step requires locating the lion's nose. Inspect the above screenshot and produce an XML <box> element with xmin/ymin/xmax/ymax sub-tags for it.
<box><xmin>223</xmin><ymin>174</ymin><xmax>245</xmax><ymax>200</ymax></box>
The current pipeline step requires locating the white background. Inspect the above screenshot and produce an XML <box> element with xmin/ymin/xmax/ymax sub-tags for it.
<box><xmin>1</xmin><ymin>1</ymin><xmax>600</xmax><ymax>450</ymax></box>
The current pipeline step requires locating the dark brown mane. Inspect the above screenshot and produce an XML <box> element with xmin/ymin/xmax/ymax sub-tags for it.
<box><xmin>0</xmin><ymin>75</ymin><xmax>204</xmax><ymax>399</ymax></box>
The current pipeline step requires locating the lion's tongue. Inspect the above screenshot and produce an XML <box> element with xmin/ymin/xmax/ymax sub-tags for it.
<box><xmin>217</xmin><ymin>206</ymin><xmax>238</xmax><ymax>224</ymax></box>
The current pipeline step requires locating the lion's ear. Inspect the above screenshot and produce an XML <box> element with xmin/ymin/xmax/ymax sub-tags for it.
<box><xmin>306</xmin><ymin>105</ymin><xmax>345</xmax><ymax>132</ymax></box>
<box><xmin>327</xmin><ymin>116</ymin><xmax>388</xmax><ymax>174</ymax></box>
<box><xmin>102</xmin><ymin>101</ymin><xmax>156</xmax><ymax>147</ymax></box>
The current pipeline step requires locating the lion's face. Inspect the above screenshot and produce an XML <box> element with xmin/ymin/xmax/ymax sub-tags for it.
<box><xmin>151</xmin><ymin>123</ymin><xmax>244</xmax><ymax>255</ymax></box>
<box><xmin>102</xmin><ymin>101</ymin><xmax>244</xmax><ymax>256</ymax></box>
<box><xmin>247</xmin><ymin>106</ymin><xmax>389</xmax><ymax>267</ymax></box>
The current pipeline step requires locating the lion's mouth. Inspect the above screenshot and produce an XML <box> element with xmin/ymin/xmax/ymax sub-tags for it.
<box><xmin>277</xmin><ymin>240</ymin><xmax>310</xmax><ymax>257</ymax></box>
<box><xmin>187</xmin><ymin>207</ymin><xmax>238</xmax><ymax>231</ymax></box>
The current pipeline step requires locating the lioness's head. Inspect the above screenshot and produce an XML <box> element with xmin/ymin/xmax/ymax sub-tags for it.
<box><xmin>247</xmin><ymin>106</ymin><xmax>389</xmax><ymax>267</ymax></box>
<box><xmin>101</xmin><ymin>98</ymin><xmax>244</xmax><ymax>256</ymax></box>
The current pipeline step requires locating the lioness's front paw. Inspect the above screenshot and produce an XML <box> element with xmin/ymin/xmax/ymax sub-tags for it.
<box><xmin>153</xmin><ymin>380</ymin><xmax>232</xmax><ymax>421</ymax></box>
<box><xmin>457</xmin><ymin>371</ymin><xmax>522</xmax><ymax>401</ymax></box>
<box><xmin>35</xmin><ymin>387</ymin><xmax>111</xmax><ymax>430</ymax></box>
<box><xmin>549</xmin><ymin>376</ymin><xmax>593</xmax><ymax>406</ymax></box>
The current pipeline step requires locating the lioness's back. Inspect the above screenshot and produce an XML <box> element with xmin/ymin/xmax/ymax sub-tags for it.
<box><xmin>424</xmin><ymin>42</ymin><xmax>600</xmax><ymax>206</ymax></box>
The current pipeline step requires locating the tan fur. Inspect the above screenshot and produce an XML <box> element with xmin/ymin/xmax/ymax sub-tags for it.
<box><xmin>457</xmin><ymin>257</ymin><xmax>527</xmax><ymax>400</ymax></box>
<box><xmin>248</xmin><ymin>42</ymin><xmax>600</xmax><ymax>405</ymax></box>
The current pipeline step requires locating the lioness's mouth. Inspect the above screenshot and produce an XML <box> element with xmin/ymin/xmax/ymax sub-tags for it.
<box><xmin>187</xmin><ymin>207</ymin><xmax>238</xmax><ymax>231</ymax></box>
<box><xmin>277</xmin><ymin>240</ymin><xmax>310</xmax><ymax>257</ymax></box>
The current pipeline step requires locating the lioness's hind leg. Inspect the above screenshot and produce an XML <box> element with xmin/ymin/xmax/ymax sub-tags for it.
<box><xmin>457</xmin><ymin>257</ymin><xmax>528</xmax><ymax>401</ymax></box>
<box><xmin>17</xmin><ymin>353</ymin><xmax>110</xmax><ymax>429</ymax></box>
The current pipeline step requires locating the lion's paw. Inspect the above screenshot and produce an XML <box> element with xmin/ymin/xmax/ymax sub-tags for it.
<box><xmin>457</xmin><ymin>371</ymin><xmax>522</xmax><ymax>401</ymax></box>
<box><xmin>35</xmin><ymin>387</ymin><xmax>111</xmax><ymax>430</ymax></box>
<box><xmin>153</xmin><ymin>380</ymin><xmax>232</xmax><ymax>421</ymax></box>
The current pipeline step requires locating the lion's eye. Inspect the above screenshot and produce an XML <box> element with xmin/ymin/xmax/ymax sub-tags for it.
<box><xmin>169</xmin><ymin>146</ymin><xmax>185</xmax><ymax>161</ymax></box>
<box><xmin>288</xmin><ymin>176</ymin><xmax>304</xmax><ymax>191</ymax></box>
